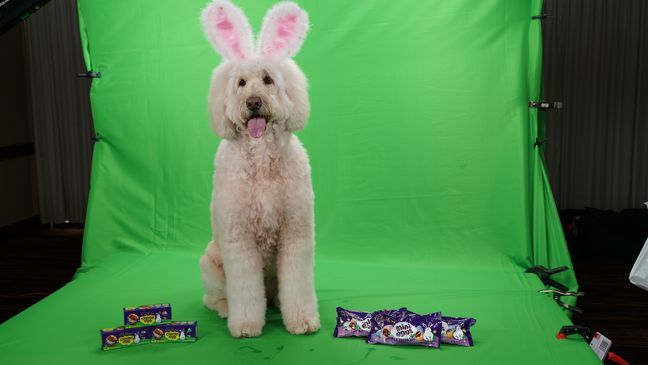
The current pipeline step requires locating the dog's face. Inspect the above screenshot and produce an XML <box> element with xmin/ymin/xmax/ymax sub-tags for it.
<box><xmin>210</xmin><ymin>58</ymin><xmax>308</xmax><ymax>140</ymax></box>
<box><xmin>202</xmin><ymin>1</ymin><xmax>310</xmax><ymax>140</ymax></box>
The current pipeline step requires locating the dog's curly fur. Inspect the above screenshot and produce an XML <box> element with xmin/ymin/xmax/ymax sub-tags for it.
<box><xmin>198</xmin><ymin>0</ymin><xmax>319</xmax><ymax>337</ymax></box>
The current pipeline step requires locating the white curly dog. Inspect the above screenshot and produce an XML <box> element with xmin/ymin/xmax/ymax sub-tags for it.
<box><xmin>198</xmin><ymin>0</ymin><xmax>319</xmax><ymax>337</ymax></box>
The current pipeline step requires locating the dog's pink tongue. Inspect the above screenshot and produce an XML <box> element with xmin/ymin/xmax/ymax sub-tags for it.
<box><xmin>248</xmin><ymin>118</ymin><xmax>266</xmax><ymax>138</ymax></box>
<box><xmin>247</xmin><ymin>118</ymin><xmax>267</xmax><ymax>139</ymax></box>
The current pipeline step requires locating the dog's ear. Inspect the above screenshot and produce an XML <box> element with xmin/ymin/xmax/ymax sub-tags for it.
<box><xmin>201</xmin><ymin>0</ymin><xmax>254</xmax><ymax>61</ymax></box>
<box><xmin>257</xmin><ymin>2</ymin><xmax>309</xmax><ymax>61</ymax></box>
<box><xmin>209</xmin><ymin>64</ymin><xmax>237</xmax><ymax>139</ymax></box>
<box><xmin>282</xmin><ymin>60</ymin><xmax>310</xmax><ymax>132</ymax></box>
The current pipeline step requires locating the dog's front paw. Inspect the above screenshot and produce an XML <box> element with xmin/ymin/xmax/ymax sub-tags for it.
<box><xmin>228</xmin><ymin>318</ymin><xmax>264</xmax><ymax>338</ymax></box>
<box><xmin>284</xmin><ymin>311</ymin><xmax>321</xmax><ymax>335</ymax></box>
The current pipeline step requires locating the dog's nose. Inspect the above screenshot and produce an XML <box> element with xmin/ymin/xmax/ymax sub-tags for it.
<box><xmin>246</xmin><ymin>96</ymin><xmax>262</xmax><ymax>112</ymax></box>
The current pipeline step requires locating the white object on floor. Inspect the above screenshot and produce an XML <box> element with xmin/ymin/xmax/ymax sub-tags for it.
<box><xmin>589</xmin><ymin>332</ymin><xmax>612</xmax><ymax>360</ymax></box>
<box><xmin>629</xmin><ymin>237</ymin><xmax>648</xmax><ymax>291</ymax></box>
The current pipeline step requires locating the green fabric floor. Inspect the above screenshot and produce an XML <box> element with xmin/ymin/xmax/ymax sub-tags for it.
<box><xmin>0</xmin><ymin>253</ymin><xmax>599</xmax><ymax>364</ymax></box>
<box><xmin>0</xmin><ymin>0</ymin><xmax>599</xmax><ymax>363</ymax></box>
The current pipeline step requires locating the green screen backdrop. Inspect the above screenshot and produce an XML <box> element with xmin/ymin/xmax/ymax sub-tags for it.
<box><xmin>0</xmin><ymin>0</ymin><xmax>599</xmax><ymax>364</ymax></box>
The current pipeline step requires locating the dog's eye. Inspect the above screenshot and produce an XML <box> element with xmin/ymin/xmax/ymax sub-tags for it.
<box><xmin>238</xmin><ymin>79</ymin><xmax>246</xmax><ymax>87</ymax></box>
<box><xmin>263</xmin><ymin>76</ymin><xmax>273</xmax><ymax>85</ymax></box>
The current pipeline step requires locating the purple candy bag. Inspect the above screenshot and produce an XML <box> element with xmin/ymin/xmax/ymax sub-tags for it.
<box><xmin>440</xmin><ymin>316</ymin><xmax>476</xmax><ymax>346</ymax></box>
<box><xmin>333</xmin><ymin>307</ymin><xmax>409</xmax><ymax>338</ymax></box>
<box><xmin>367</xmin><ymin>310</ymin><xmax>442</xmax><ymax>348</ymax></box>
<box><xmin>333</xmin><ymin>308</ymin><xmax>373</xmax><ymax>337</ymax></box>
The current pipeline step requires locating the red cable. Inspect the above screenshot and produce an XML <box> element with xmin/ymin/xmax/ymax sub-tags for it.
<box><xmin>607</xmin><ymin>352</ymin><xmax>629</xmax><ymax>365</ymax></box>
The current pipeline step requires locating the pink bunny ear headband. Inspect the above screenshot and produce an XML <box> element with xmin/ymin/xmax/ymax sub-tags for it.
<box><xmin>201</xmin><ymin>0</ymin><xmax>309</xmax><ymax>61</ymax></box>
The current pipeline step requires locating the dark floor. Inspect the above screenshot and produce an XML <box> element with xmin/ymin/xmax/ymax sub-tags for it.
<box><xmin>0</xmin><ymin>212</ymin><xmax>647</xmax><ymax>363</ymax></box>
<box><xmin>572</xmin><ymin>260</ymin><xmax>648</xmax><ymax>364</ymax></box>
<box><xmin>0</xmin><ymin>217</ymin><xmax>83</xmax><ymax>323</ymax></box>
<box><xmin>561</xmin><ymin>208</ymin><xmax>648</xmax><ymax>364</ymax></box>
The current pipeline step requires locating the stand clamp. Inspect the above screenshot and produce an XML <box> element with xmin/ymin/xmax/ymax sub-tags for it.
<box><xmin>77</xmin><ymin>71</ymin><xmax>101</xmax><ymax>78</ymax></box>
<box><xmin>529</xmin><ymin>101</ymin><xmax>563</xmax><ymax>109</ymax></box>
<box><xmin>526</xmin><ymin>265</ymin><xmax>570</xmax><ymax>291</ymax></box>
<box><xmin>533</xmin><ymin>137</ymin><xmax>547</xmax><ymax>148</ymax></box>
<box><xmin>539</xmin><ymin>289</ymin><xmax>584</xmax><ymax>314</ymax></box>
<box><xmin>557</xmin><ymin>325</ymin><xmax>628</xmax><ymax>365</ymax></box>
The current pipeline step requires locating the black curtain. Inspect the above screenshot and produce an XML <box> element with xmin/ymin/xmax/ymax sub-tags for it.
<box><xmin>543</xmin><ymin>0</ymin><xmax>648</xmax><ymax>211</ymax></box>
<box><xmin>24</xmin><ymin>0</ymin><xmax>94</xmax><ymax>223</ymax></box>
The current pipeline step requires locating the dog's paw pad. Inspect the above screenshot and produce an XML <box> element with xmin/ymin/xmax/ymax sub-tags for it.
<box><xmin>229</xmin><ymin>322</ymin><xmax>263</xmax><ymax>338</ymax></box>
<box><xmin>203</xmin><ymin>295</ymin><xmax>228</xmax><ymax>318</ymax></box>
<box><xmin>285</xmin><ymin>316</ymin><xmax>321</xmax><ymax>335</ymax></box>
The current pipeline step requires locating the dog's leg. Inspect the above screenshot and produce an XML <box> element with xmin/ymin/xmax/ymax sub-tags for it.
<box><xmin>277</xmin><ymin>232</ymin><xmax>320</xmax><ymax>334</ymax></box>
<box><xmin>222</xmin><ymin>240</ymin><xmax>266</xmax><ymax>338</ymax></box>
<box><xmin>199</xmin><ymin>241</ymin><xmax>228</xmax><ymax>318</ymax></box>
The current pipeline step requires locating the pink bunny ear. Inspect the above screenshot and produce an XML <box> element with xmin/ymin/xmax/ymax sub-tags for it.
<box><xmin>201</xmin><ymin>0</ymin><xmax>254</xmax><ymax>61</ymax></box>
<box><xmin>257</xmin><ymin>2</ymin><xmax>309</xmax><ymax>60</ymax></box>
